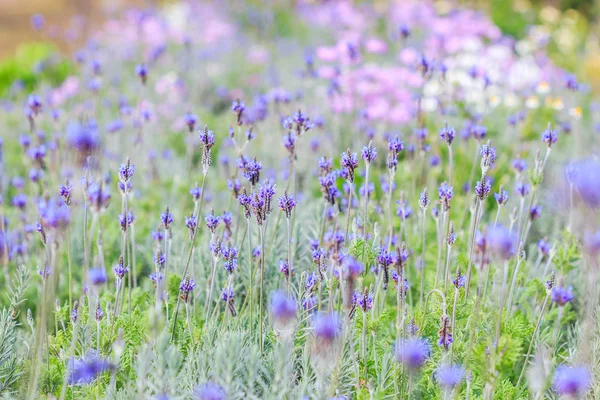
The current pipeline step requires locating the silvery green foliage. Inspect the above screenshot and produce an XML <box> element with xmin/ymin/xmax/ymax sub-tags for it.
<box><xmin>0</xmin><ymin>309</ymin><xmax>21</xmax><ymax>393</ymax></box>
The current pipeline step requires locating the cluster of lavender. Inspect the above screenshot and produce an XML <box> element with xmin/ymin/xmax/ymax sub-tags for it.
<box><xmin>0</xmin><ymin>1</ymin><xmax>599</xmax><ymax>399</ymax></box>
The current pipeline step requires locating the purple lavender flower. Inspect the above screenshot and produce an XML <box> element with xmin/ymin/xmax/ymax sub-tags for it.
<box><xmin>279</xmin><ymin>259</ymin><xmax>292</xmax><ymax>279</ymax></box>
<box><xmin>541</xmin><ymin>123</ymin><xmax>558</xmax><ymax>148</ymax></box>
<box><xmin>243</xmin><ymin>158</ymin><xmax>262</xmax><ymax>187</ymax></box>
<box><xmin>438</xmin><ymin>182</ymin><xmax>453</xmax><ymax>211</ymax></box>
<box><xmin>88</xmin><ymin>268</ymin><xmax>107</xmax><ymax>286</ymax></box>
<box><xmin>27</xmin><ymin>94</ymin><xmax>42</xmax><ymax>116</ymax></box>
<box><xmin>302</xmin><ymin>295</ymin><xmax>317</xmax><ymax>310</ymax></box>
<box><xmin>37</xmin><ymin>263</ymin><xmax>51</xmax><ymax>279</ymax></box>
<box><xmin>184</xmin><ymin>112</ymin><xmax>197</xmax><ymax>132</ymax></box>
<box><xmin>515</xmin><ymin>182</ymin><xmax>530</xmax><ymax>197</ymax></box>
<box><xmin>529</xmin><ymin>205</ymin><xmax>542</xmax><ymax>221</ymax></box>
<box><xmin>66</xmin><ymin>121</ymin><xmax>100</xmax><ymax>155</ymax></box>
<box><xmin>60</xmin><ymin>181</ymin><xmax>73</xmax><ymax>206</ymax></box>
<box><xmin>95</xmin><ymin>302</ymin><xmax>104</xmax><ymax>322</ymax></box>
<box><xmin>354</xmin><ymin>289</ymin><xmax>373</xmax><ymax>311</ymax></box>
<box><xmin>278</xmin><ymin>191</ymin><xmax>296</xmax><ymax>219</ymax></box>
<box><xmin>480</xmin><ymin>142</ymin><xmax>497</xmax><ymax>170</ymax></box>
<box><xmin>87</xmin><ymin>183</ymin><xmax>111</xmax><ymax>213</ymax></box>
<box><xmin>119</xmin><ymin>212</ymin><xmax>134</xmax><ymax>231</ymax></box>
<box><xmin>436</xmin><ymin>364</ymin><xmax>465</xmax><ymax>389</ymax></box>
<box><xmin>67</xmin><ymin>350</ymin><xmax>114</xmax><ymax>385</ymax></box>
<box><xmin>341</xmin><ymin>150</ymin><xmax>359</xmax><ymax>183</ymax></box>
<box><xmin>361</xmin><ymin>142</ymin><xmax>377</xmax><ymax>164</ymax></box>
<box><xmin>222</xmin><ymin>245</ymin><xmax>238</xmax><ymax>274</ymax></box>
<box><xmin>194</xmin><ymin>381</ymin><xmax>227</xmax><ymax>400</ymax></box>
<box><xmin>305</xmin><ymin>272</ymin><xmax>317</xmax><ymax>291</ymax></box>
<box><xmin>270</xmin><ymin>290</ymin><xmax>297</xmax><ymax>325</ymax></box>
<box><xmin>570</xmin><ymin>159</ymin><xmax>600</xmax><ymax>208</ymax></box>
<box><xmin>494</xmin><ymin>188</ymin><xmax>508</xmax><ymax>206</ymax></box>
<box><xmin>118</xmin><ymin>159</ymin><xmax>135</xmax><ymax>184</ymax></box>
<box><xmin>475</xmin><ymin>180</ymin><xmax>491</xmax><ymax>200</ymax></box>
<box><xmin>537</xmin><ymin>239</ymin><xmax>551</xmax><ymax>255</ymax></box>
<box><xmin>553</xmin><ymin>365</ymin><xmax>590</xmax><ymax>397</ymax></box>
<box><xmin>113</xmin><ymin>260</ymin><xmax>129</xmax><ymax>280</ymax></box>
<box><xmin>512</xmin><ymin>158</ymin><xmax>527</xmax><ymax>173</ymax></box>
<box><xmin>221</xmin><ymin>287</ymin><xmax>234</xmax><ymax>302</ymax></box>
<box><xmin>160</xmin><ymin>208</ymin><xmax>174</xmax><ymax>229</ymax></box>
<box><xmin>395</xmin><ymin>338</ymin><xmax>430</xmax><ymax>369</ymax></box>
<box><xmin>439</xmin><ymin>123</ymin><xmax>455</xmax><ymax>145</ymax></box>
<box><xmin>179</xmin><ymin>276</ymin><xmax>196</xmax><ymax>302</ymax></box>
<box><xmin>313</xmin><ymin>312</ymin><xmax>341</xmax><ymax>343</ymax></box>
<box><xmin>342</xmin><ymin>255</ymin><xmax>364</xmax><ymax>278</ymax></box>
<box><xmin>488</xmin><ymin>225</ymin><xmax>516</xmax><ymax>260</ymax></box>
<box><xmin>552</xmin><ymin>286</ymin><xmax>574</xmax><ymax>306</ymax></box>
<box><xmin>135</xmin><ymin>64</ymin><xmax>148</xmax><ymax>84</ymax></box>
<box><xmin>198</xmin><ymin>125</ymin><xmax>215</xmax><ymax>150</ymax></box>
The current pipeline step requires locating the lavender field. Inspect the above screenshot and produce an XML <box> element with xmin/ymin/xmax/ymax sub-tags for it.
<box><xmin>1</xmin><ymin>1</ymin><xmax>599</xmax><ymax>399</ymax></box>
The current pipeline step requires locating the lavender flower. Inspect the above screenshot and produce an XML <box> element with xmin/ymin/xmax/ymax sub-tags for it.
<box><xmin>394</xmin><ymin>338</ymin><xmax>430</xmax><ymax>369</ymax></box>
<box><xmin>113</xmin><ymin>259</ymin><xmax>129</xmax><ymax>280</ymax></box>
<box><xmin>515</xmin><ymin>182</ymin><xmax>530</xmax><ymax>197</ymax></box>
<box><xmin>529</xmin><ymin>205</ymin><xmax>542</xmax><ymax>221</ymax></box>
<box><xmin>480</xmin><ymin>142</ymin><xmax>497</xmax><ymax>172</ymax></box>
<box><xmin>361</xmin><ymin>142</ymin><xmax>377</xmax><ymax>164</ymax></box>
<box><xmin>475</xmin><ymin>180</ymin><xmax>491</xmax><ymax>200</ymax></box>
<box><xmin>553</xmin><ymin>365</ymin><xmax>590</xmax><ymax>397</ymax></box>
<box><xmin>541</xmin><ymin>123</ymin><xmax>558</xmax><ymax>148</ymax></box>
<box><xmin>160</xmin><ymin>208</ymin><xmax>174</xmax><ymax>229</ymax></box>
<box><xmin>270</xmin><ymin>290</ymin><xmax>297</xmax><ymax>326</ymax></box>
<box><xmin>198</xmin><ymin>125</ymin><xmax>215</xmax><ymax>150</ymax></box>
<box><xmin>436</xmin><ymin>364</ymin><xmax>465</xmax><ymax>389</ymax></box>
<box><xmin>494</xmin><ymin>187</ymin><xmax>508</xmax><ymax>206</ymax></box>
<box><xmin>341</xmin><ymin>150</ymin><xmax>359</xmax><ymax>183</ymax></box>
<box><xmin>278</xmin><ymin>191</ymin><xmax>296</xmax><ymax>219</ymax></box>
<box><xmin>67</xmin><ymin>350</ymin><xmax>114</xmax><ymax>385</ymax></box>
<box><xmin>179</xmin><ymin>276</ymin><xmax>196</xmax><ymax>303</ymax></box>
<box><xmin>438</xmin><ymin>182</ymin><xmax>453</xmax><ymax>211</ymax></box>
<box><xmin>194</xmin><ymin>381</ymin><xmax>227</xmax><ymax>400</ymax></box>
<box><xmin>184</xmin><ymin>112</ymin><xmax>197</xmax><ymax>132</ymax></box>
<box><xmin>118</xmin><ymin>158</ymin><xmax>135</xmax><ymax>183</ymax></box>
<box><xmin>488</xmin><ymin>225</ymin><xmax>516</xmax><ymax>260</ymax></box>
<box><xmin>88</xmin><ymin>268</ymin><xmax>107</xmax><ymax>286</ymax></box>
<box><xmin>313</xmin><ymin>312</ymin><xmax>341</xmax><ymax>343</ymax></box>
<box><xmin>552</xmin><ymin>286</ymin><xmax>574</xmax><ymax>306</ymax></box>
<box><xmin>439</xmin><ymin>123</ymin><xmax>455</xmax><ymax>145</ymax></box>
<box><xmin>135</xmin><ymin>64</ymin><xmax>148</xmax><ymax>84</ymax></box>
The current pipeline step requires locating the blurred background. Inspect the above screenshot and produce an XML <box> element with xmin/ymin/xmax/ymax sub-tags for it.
<box><xmin>1</xmin><ymin>0</ymin><xmax>600</xmax><ymax>96</ymax></box>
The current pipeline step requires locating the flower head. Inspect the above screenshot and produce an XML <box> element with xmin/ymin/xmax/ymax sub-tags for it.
<box><xmin>67</xmin><ymin>350</ymin><xmax>114</xmax><ymax>385</ymax></box>
<box><xmin>270</xmin><ymin>290</ymin><xmax>297</xmax><ymax>326</ymax></box>
<box><xmin>553</xmin><ymin>365</ymin><xmax>590</xmax><ymax>397</ymax></box>
<box><xmin>313</xmin><ymin>312</ymin><xmax>341</xmax><ymax>343</ymax></box>
<box><xmin>552</xmin><ymin>286</ymin><xmax>574</xmax><ymax>306</ymax></box>
<box><xmin>439</xmin><ymin>123</ymin><xmax>455</xmax><ymax>145</ymax></box>
<box><xmin>361</xmin><ymin>142</ymin><xmax>377</xmax><ymax>164</ymax></box>
<box><xmin>395</xmin><ymin>338</ymin><xmax>430</xmax><ymax>370</ymax></box>
<box><xmin>541</xmin><ymin>123</ymin><xmax>558</xmax><ymax>148</ymax></box>
<box><xmin>278</xmin><ymin>191</ymin><xmax>296</xmax><ymax>219</ymax></box>
<box><xmin>88</xmin><ymin>268</ymin><xmax>107</xmax><ymax>286</ymax></box>
<box><xmin>494</xmin><ymin>188</ymin><xmax>508</xmax><ymax>206</ymax></box>
<box><xmin>436</xmin><ymin>364</ymin><xmax>465</xmax><ymax>390</ymax></box>
<box><xmin>194</xmin><ymin>381</ymin><xmax>227</xmax><ymax>400</ymax></box>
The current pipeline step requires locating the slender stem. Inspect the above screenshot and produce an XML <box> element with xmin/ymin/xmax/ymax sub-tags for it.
<box><xmin>344</xmin><ymin>185</ymin><xmax>353</xmax><ymax>242</ymax></box>
<box><xmin>363</xmin><ymin>165</ymin><xmax>370</xmax><ymax>236</ymax></box>
<box><xmin>170</xmin><ymin>174</ymin><xmax>207</xmax><ymax>341</ymax></box>
<box><xmin>516</xmin><ymin>294</ymin><xmax>550</xmax><ymax>388</ymax></box>
<box><xmin>465</xmin><ymin>199</ymin><xmax>482</xmax><ymax>296</ymax></box>
<box><xmin>420</xmin><ymin>208</ymin><xmax>426</xmax><ymax>308</ymax></box>
<box><xmin>506</xmin><ymin>258</ymin><xmax>523</xmax><ymax>314</ymax></box>
<box><xmin>494</xmin><ymin>261</ymin><xmax>510</xmax><ymax>349</ymax></box>
<box><xmin>259</xmin><ymin>225</ymin><xmax>265</xmax><ymax>354</ymax></box>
